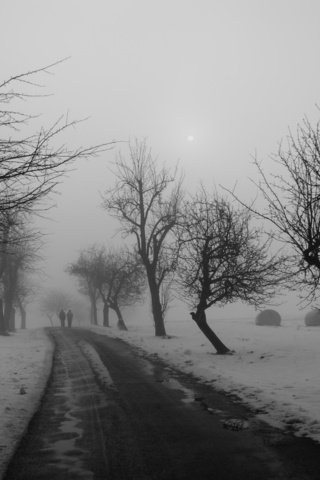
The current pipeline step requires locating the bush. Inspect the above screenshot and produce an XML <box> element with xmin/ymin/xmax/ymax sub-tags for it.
<box><xmin>305</xmin><ymin>309</ymin><xmax>320</xmax><ymax>326</ymax></box>
<box><xmin>255</xmin><ymin>309</ymin><xmax>281</xmax><ymax>326</ymax></box>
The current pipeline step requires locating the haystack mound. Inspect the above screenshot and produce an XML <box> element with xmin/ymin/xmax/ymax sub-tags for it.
<box><xmin>255</xmin><ymin>309</ymin><xmax>281</xmax><ymax>326</ymax></box>
<box><xmin>305</xmin><ymin>309</ymin><xmax>320</xmax><ymax>326</ymax></box>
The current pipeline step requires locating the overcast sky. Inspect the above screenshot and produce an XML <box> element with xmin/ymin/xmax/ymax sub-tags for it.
<box><xmin>2</xmin><ymin>1</ymin><xmax>320</xmax><ymax>318</ymax></box>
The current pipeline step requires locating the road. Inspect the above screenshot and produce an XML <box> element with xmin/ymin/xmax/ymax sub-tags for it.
<box><xmin>3</xmin><ymin>327</ymin><xmax>320</xmax><ymax>480</ymax></box>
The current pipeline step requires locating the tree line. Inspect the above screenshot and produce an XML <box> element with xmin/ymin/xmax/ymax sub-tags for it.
<box><xmin>68</xmin><ymin>119</ymin><xmax>320</xmax><ymax>354</ymax></box>
<box><xmin>3</xmin><ymin>63</ymin><xmax>320</xmax><ymax>354</ymax></box>
<box><xmin>0</xmin><ymin>61</ymin><xmax>112</xmax><ymax>333</ymax></box>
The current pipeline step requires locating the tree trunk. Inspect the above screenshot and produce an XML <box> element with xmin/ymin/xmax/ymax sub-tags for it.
<box><xmin>20</xmin><ymin>309</ymin><xmax>26</xmax><ymax>329</ymax></box>
<box><xmin>114</xmin><ymin>305</ymin><xmax>128</xmax><ymax>331</ymax></box>
<box><xmin>147</xmin><ymin>270</ymin><xmax>166</xmax><ymax>336</ymax></box>
<box><xmin>103</xmin><ymin>302</ymin><xmax>110</xmax><ymax>327</ymax></box>
<box><xmin>17</xmin><ymin>298</ymin><xmax>26</xmax><ymax>329</ymax></box>
<box><xmin>90</xmin><ymin>298</ymin><xmax>98</xmax><ymax>325</ymax></box>
<box><xmin>0</xmin><ymin>298</ymin><xmax>7</xmax><ymax>334</ymax></box>
<box><xmin>4</xmin><ymin>258</ymin><xmax>18</xmax><ymax>333</ymax></box>
<box><xmin>191</xmin><ymin>310</ymin><xmax>231</xmax><ymax>354</ymax></box>
<box><xmin>46</xmin><ymin>313</ymin><xmax>54</xmax><ymax>327</ymax></box>
<box><xmin>8</xmin><ymin>307</ymin><xmax>16</xmax><ymax>332</ymax></box>
<box><xmin>0</xmin><ymin>229</ymin><xmax>10</xmax><ymax>335</ymax></box>
<box><xmin>5</xmin><ymin>300</ymin><xmax>15</xmax><ymax>332</ymax></box>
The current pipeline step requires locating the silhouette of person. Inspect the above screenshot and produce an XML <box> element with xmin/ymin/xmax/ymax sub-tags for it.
<box><xmin>59</xmin><ymin>309</ymin><xmax>66</xmax><ymax>328</ymax></box>
<box><xmin>67</xmin><ymin>309</ymin><xmax>73</xmax><ymax>328</ymax></box>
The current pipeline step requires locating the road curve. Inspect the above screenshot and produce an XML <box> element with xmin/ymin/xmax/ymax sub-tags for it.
<box><xmin>3</xmin><ymin>327</ymin><xmax>320</xmax><ymax>480</ymax></box>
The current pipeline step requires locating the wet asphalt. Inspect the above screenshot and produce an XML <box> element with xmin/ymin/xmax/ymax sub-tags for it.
<box><xmin>3</xmin><ymin>327</ymin><xmax>320</xmax><ymax>480</ymax></box>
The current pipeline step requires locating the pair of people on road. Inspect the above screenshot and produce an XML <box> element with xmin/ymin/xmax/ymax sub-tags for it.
<box><xmin>58</xmin><ymin>309</ymin><xmax>74</xmax><ymax>328</ymax></box>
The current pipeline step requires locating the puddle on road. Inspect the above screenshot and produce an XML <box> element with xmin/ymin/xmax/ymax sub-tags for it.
<box><xmin>163</xmin><ymin>376</ymin><xmax>196</xmax><ymax>405</ymax></box>
<box><xmin>138</xmin><ymin>355</ymin><xmax>196</xmax><ymax>405</ymax></box>
<box><xmin>39</xmin><ymin>348</ymin><xmax>97</xmax><ymax>480</ymax></box>
<box><xmin>137</xmin><ymin>353</ymin><xmax>250</xmax><ymax>431</ymax></box>
<box><xmin>52</xmin><ymin>410</ymin><xmax>83</xmax><ymax>454</ymax></box>
<box><xmin>46</xmin><ymin>391</ymin><xmax>95</xmax><ymax>479</ymax></box>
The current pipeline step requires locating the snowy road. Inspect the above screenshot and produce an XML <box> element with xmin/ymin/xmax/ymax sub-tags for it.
<box><xmin>4</xmin><ymin>328</ymin><xmax>320</xmax><ymax>480</ymax></box>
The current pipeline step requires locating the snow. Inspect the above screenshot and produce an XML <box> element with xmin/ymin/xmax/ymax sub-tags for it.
<box><xmin>1</xmin><ymin>313</ymin><xmax>320</xmax><ymax>476</ymax></box>
<box><xmin>78</xmin><ymin>340</ymin><xmax>115</xmax><ymax>389</ymax></box>
<box><xmin>90</xmin><ymin>313</ymin><xmax>320</xmax><ymax>443</ymax></box>
<box><xmin>0</xmin><ymin>329</ymin><xmax>54</xmax><ymax>479</ymax></box>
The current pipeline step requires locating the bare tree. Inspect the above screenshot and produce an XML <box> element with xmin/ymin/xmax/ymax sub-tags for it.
<box><xmin>0</xmin><ymin>61</ymin><xmax>114</xmax><ymax>333</ymax></box>
<box><xmin>225</xmin><ymin>115</ymin><xmax>320</xmax><ymax>302</ymax></box>
<box><xmin>15</xmin><ymin>274</ymin><xmax>33</xmax><ymax>329</ymax></box>
<box><xmin>76</xmin><ymin>245</ymin><xmax>112</xmax><ymax>328</ymax></box>
<box><xmin>40</xmin><ymin>289</ymin><xmax>75</xmax><ymax>326</ymax></box>
<box><xmin>176</xmin><ymin>187</ymin><xmax>285</xmax><ymax>354</ymax></box>
<box><xmin>87</xmin><ymin>247</ymin><xmax>111</xmax><ymax>327</ymax></box>
<box><xmin>102</xmin><ymin>139</ymin><xmax>182</xmax><ymax>336</ymax></box>
<box><xmin>67</xmin><ymin>247</ymin><xmax>101</xmax><ymax>325</ymax></box>
<box><xmin>40</xmin><ymin>289</ymin><xmax>87</xmax><ymax>327</ymax></box>
<box><xmin>0</xmin><ymin>61</ymin><xmax>113</xmax><ymax>215</ymax></box>
<box><xmin>94</xmin><ymin>246</ymin><xmax>145</xmax><ymax>330</ymax></box>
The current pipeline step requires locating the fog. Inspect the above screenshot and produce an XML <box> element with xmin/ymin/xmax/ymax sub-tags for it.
<box><xmin>2</xmin><ymin>0</ymin><xmax>320</xmax><ymax>325</ymax></box>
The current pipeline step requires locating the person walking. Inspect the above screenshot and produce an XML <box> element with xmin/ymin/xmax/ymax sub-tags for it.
<box><xmin>67</xmin><ymin>309</ymin><xmax>73</xmax><ymax>328</ymax></box>
<box><xmin>59</xmin><ymin>309</ymin><xmax>66</xmax><ymax>328</ymax></box>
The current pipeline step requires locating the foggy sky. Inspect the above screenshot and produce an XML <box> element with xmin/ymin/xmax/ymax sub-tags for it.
<box><xmin>2</xmin><ymin>0</ymin><xmax>320</xmax><ymax>319</ymax></box>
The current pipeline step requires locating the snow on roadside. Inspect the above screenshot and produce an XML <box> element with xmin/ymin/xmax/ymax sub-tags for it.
<box><xmin>89</xmin><ymin>314</ymin><xmax>320</xmax><ymax>444</ymax></box>
<box><xmin>0</xmin><ymin>328</ymin><xmax>53</xmax><ymax>479</ymax></box>
<box><xmin>78</xmin><ymin>340</ymin><xmax>115</xmax><ymax>390</ymax></box>
<box><xmin>1</xmin><ymin>313</ymin><xmax>320</xmax><ymax>478</ymax></box>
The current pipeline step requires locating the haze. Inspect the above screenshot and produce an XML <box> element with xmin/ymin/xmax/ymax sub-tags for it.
<box><xmin>2</xmin><ymin>0</ymin><xmax>320</xmax><ymax>323</ymax></box>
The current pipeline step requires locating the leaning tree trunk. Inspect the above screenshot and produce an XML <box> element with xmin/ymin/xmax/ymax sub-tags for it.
<box><xmin>113</xmin><ymin>305</ymin><xmax>128</xmax><ymax>331</ymax></box>
<box><xmin>147</xmin><ymin>270</ymin><xmax>166</xmax><ymax>336</ymax></box>
<box><xmin>191</xmin><ymin>309</ymin><xmax>230</xmax><ymax>354</ymax></box>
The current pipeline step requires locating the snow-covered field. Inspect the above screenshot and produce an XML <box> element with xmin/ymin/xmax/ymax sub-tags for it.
<box><xmin>1</xmin><ymin>312</ymin><xmax>320</xmax><ymax>476</ymax></box>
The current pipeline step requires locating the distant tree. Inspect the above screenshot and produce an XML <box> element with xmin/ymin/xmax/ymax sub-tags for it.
<box><xmin>0</xmin><ymin>61</ymin><xmax>113</xmax><ymax>333</ymax></box>
<box><xmin>176</xmin><ymin>187</ymin><xmax>285</xmax><ymax>354</ymax></box>
<box><xmin>67</xmin><ymin>247</ymin><xmax>101</xmax><ymax>325</ymax></box>
<box><xmin>40</xmin><ymin>289</ymin><xmax>74</xmax><ymax>326</ymax></box>
<box><xmin>94</xmin><ymin>246</ymin><xmax>145</xmax><ymax>330</ymax></box>
<box><xmin>102</xmin><ymin>139</ymin><xmax>182</xmax><ymax>336</ymax></box>
<box><xmin>226</xmin><ymin>115</ymin><xmax>320</xmax><ymax>303</ymax></box>
<box><xmin>74</xmin><ymin>246</ymin><xmax>111</xmax><ymax>328</ymax></box>
<box><xmin>15</xmin><ymin>274</ymin><xmax>33</xmax><ymax>329</ymax></box>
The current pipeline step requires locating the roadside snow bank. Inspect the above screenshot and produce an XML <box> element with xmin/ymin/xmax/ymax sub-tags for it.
<box><xmin>0</xmin><ymin>328</ymin><xmax>53</xmax><ymax>479</ymax></box>
<box><xmin>90</xmin><ymin>315</ymin><xmax>320</xmax><ymax>443</ymax></box>
<box><xmin>78</xmin><ymin>340</ymin><xmax>115</xmax><ymax>390</ymax></box>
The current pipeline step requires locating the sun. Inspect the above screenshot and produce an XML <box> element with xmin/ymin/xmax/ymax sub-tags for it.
<box><xmin>187</xmin><ymin>135</ymin><xmax>195</xmax><ymax>142</ymax></box>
